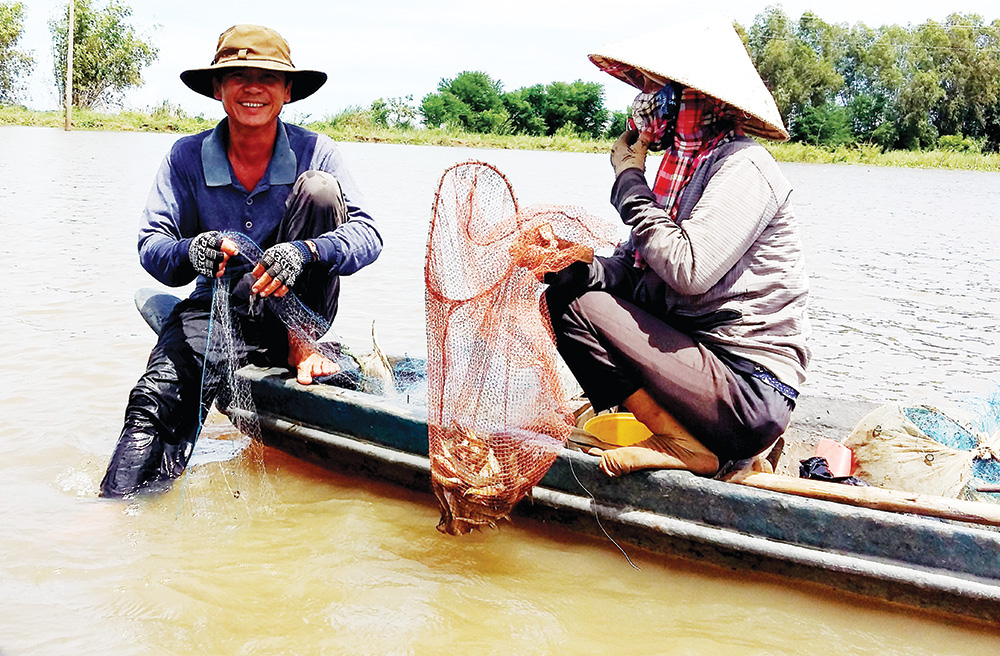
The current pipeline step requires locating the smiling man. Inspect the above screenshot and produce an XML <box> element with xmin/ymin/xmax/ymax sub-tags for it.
<box><xmin>99</xmin><ymin>25</ymin><xmax>383</xmax><ymax>498</ymax></box>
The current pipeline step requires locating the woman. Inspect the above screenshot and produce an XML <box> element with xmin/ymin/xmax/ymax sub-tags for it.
<box><xmin>545</xmin><ymin>17</ymin><xmax>810</xmax><ymax>477</ymax></box>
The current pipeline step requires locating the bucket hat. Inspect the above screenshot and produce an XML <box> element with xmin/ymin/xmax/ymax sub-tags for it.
<box><xmin>180</xmin><ymin>24</ymin><xmax>327</xmax><ymax>103</ymax></box>
<box><xmin>589</xmin><ymin>15</ymin><xmax>788</xmax><ymax>141</ymax></box>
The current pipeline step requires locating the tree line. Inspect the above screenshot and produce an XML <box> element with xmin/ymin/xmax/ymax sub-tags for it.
<box><xmin>0</xmin><ymin>0</ymin><xmax>155</xmax><ymax>110</ymax></box>
<box><xmin>417</xmin><ymin>71</ymin><xmax>615</xmax><ymax>139</ymax></box>
<box><xmin>744</xmin><ymin>7</ymin><xmax>1000</xmax><ymax>151</ymax></box>
<box><xmin>411</xmin><ymin>7</ymin><xmax>1000</xmax><ymax>152</ymax></box>
<box><xmin>2</xmin><ymin>2</ymin><xmax>1000</xmax><ymax>152</ymax></box>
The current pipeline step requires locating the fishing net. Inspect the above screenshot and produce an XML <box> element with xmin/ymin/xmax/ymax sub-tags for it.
<box><xmin>179</xmin><ymin>273</ymin><xmax>276</xmax><ymax>517</ymax></box>
<box><xmin>178</xmin><ymin>231</ymin><xmax>362</xmax><ymax>514</ymax></box>
<box><xmin>425</xmin><ymin>161</ymin><xmax>618</xmax><ymax>534</ymax></box>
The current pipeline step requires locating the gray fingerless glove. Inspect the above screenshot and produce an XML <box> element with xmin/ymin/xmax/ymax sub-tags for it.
<box><xmin>189</xmin><ymin>231</ymin><xmax>224</xmax><ymax>278</ymax></box>
<box><xmin>259</xmin><ymin>241</ymin><xmax>313</xmax><ymax>288</ymax></box>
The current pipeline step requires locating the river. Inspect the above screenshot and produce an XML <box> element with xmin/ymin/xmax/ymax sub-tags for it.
<box><xmin>2</xmin><ymin>125</ymin><xmax>999</xmax><ymax>653</ymax></box>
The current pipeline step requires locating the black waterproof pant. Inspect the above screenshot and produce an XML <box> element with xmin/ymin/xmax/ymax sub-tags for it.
<box><xmin>100</xmin><ymin>171</ymin><xmax>349</xmax><ymax>497</ymax></box>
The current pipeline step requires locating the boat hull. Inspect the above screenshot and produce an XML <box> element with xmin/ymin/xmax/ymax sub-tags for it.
<box><xmin>241</xmin><ymin>365</ymin><xmax>1000</xmax><ymax>625</ymax></box>
<box><xmin>135</xmin><ymin>287</ymin><xmax>1000</xmax><ymax>624</ymax></box>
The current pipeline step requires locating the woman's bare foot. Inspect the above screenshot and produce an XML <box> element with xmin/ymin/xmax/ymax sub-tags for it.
<box><xmin>588</xmin><ymin>388</ymin><xmax>719</xmax><ymax>477</ymax></box>
<box><xmin>288</xmin><ymin>335</ymin><xmax>339</xmax><ymax>385</ymax></box>
<box><xmin>596</xmin><ymin>435</ymin><xmax>719</xmax><ymax>477</ymax></box>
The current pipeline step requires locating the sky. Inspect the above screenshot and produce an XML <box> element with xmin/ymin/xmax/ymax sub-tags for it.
<box><xmin>16</xmin><ymin>0</ymin><xmax>1000</xmax><ymax>121</ymax></box>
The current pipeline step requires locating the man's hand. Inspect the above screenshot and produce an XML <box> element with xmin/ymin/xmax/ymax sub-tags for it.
<box><xmin>251</xmin><ymin>241</ymin><xmax>311</xmax><ymax>298</ymax></box>
<box><xmin>189</xmin><ymin>231</ymin><xmax>239</xmax><ymax>278</ymax></box>
<box><xmin>610</xmin><ymin>128</ymin><xmax>651</xmax><ymax>177</ymax></box>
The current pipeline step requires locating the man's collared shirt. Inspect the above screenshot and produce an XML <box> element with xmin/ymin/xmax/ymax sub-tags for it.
<box><xmin>138</xmin><ymin>118</ymin><xmax>382</xmax><ymax>300</ymax></box>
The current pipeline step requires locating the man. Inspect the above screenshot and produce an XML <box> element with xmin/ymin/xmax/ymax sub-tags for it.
<box><xmin>100</xmin><ymin>25</ymin><xmax>382</xmax><ymax>498</ymax></box>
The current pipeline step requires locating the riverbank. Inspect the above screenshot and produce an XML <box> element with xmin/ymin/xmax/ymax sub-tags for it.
<box><xmin>5</xmin><ymin>106</ymin><xmax>1000</xmax><ymax>171</ymax></box>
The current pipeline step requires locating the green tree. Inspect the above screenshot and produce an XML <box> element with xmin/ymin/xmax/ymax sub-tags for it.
<box><xmin>49</xmin><ymin>0</ymin><xmax>158</xmax><ymax>109</ymax></box>
<box><xmin>501</xmin><ymin>80</ymin><xmax>609</xmax><ymax>138</ymax></box>
<box><xmin>746</xmin><ymin>7</ymin><xmax>843</xmax><ymax>123</ymax></box>
<box><xmin>0</xmin><ymin>2</ymin><xmax>34</xmax><ymax>105</ymax></box>
<box><xmin>791</xmin><ymin>101</ymin><xmax>854</xmax><ymax>146</ymax></box>
<box><xmin>836</xmin><ymin>24</ymin><xmax>909</xmax><ymax>146</ymax></box>
<box><xmin>914</xmin><ymin>15</ymin><xmax>1000</xmax><ymax>142</ymax></box>
<box><xmin>738</xmin><ymin>7</ymin><xmax>1000</xmax><ymax>151</ymax></box>
<box><xmin>541</xmin><ymin>80</ymin><xmax>608</xmax><ymax>138</ymax></box>
<box><xmin>501</xmin><ymin>87</ymin><xmax>546</xmax><ymax>135</ymax></box>
<box><xmin>422</xmin><ymin>72</ymin><xmax>611</xmax><ymax>137</ymax></box>
<box><xmin>420</xmin><ymin>71</ymin><xmax>509</xmax><ymax>133</ymax></box>
<box><xmin>846</xmin><ymin>93</ymin><xmax>895</xmax><ymax>144</ymax></box>
<box><xmin>604</xmin><ymin>109</ymin><xmax>629</xmax><ymax>139</ymax></box>
<box><xmin>420</xmin><ymin>93</ymin><xmax>447</xmax><ymax>129</ymax></box>
<box><xmin>984</xmin><ymin>104</ymin><xmax>1000</xmax><ymax>153</ymax></box>
<box><xmin>897</xmin><ymin>69</ymin><xmax>944</xmax><ymax>149</ymax></box>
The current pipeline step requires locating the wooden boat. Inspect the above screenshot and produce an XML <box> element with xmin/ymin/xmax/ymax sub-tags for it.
<box><xmin>136</xmin><ymin>289</ymin><xmax>1000</xmax><ymax>625</ymax></box>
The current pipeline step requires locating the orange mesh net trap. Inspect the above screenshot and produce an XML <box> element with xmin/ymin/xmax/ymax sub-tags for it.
<box><xmin>425</xmin><ymin>161</ymin><xmax>618</xmax><ymax>535</ymax></box>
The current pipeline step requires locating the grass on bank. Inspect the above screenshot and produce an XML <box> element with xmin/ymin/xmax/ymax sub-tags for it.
<box><xmin>0</xmin><ymin>104</ymin><xmax>217</xmax><ymax>133</ymax></box>
<box><xmin>4</xmin><ymin>105</ymin><xmax>1000</xmax><ymax>172</ymax></box>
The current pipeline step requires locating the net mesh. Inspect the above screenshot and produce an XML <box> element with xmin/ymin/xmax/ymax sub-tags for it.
<box><xmin>425</xmin><ymin>161</ymin><xmax>618</xmax><ymax>534</ymax></box>
<box><xmin>182</xmin><ymin>276</ymin><xmax>275</xmax><ymax>517</ymax></box>
<box><xmin>179</xmin><ymin>231</ymin><xmax>361</xmax><ymax>514</ymax></box>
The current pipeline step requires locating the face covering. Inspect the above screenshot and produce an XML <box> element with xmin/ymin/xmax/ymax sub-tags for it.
<box><xmin>629</xmin><ymin>82</ymin><xmax>682</xmax><ymax>152</ymax></box>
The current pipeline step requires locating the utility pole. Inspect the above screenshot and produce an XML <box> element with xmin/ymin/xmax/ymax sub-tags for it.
<box><xmin>64</xmin><ymin>0</ymin><xmax>74</xmax><ymax>131</ymax></box>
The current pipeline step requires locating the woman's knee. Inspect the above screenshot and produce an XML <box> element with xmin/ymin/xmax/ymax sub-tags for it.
<box><xmin>545</xmin><ymin>289</ymin><xmax>608</xmax><ymax>335</ymax></box>
<box><xmin>729</xmin><ymin>398</ymin><xmax>793</xmax><ymax>460</ymax></box>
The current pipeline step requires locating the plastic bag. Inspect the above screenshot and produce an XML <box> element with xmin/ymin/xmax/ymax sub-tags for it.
<box><xmin>843</xmin><ymin>403</ymin><xmax>972</xmax><ymax>498</ymax></box>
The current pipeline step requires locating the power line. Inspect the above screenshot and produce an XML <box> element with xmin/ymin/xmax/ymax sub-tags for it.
<box><xmin>755</xmin><ymin>36</ymin><xmax>1000</xmax><ymax>57</ymax></box>
<box><xmin>745</xmin><ymin>13</ymin><xmax>1000</xmax><ymax>55</ymax></box>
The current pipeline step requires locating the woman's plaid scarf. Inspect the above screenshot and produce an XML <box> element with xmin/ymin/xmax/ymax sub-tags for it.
<box><xmin>597</xmin><ymin>62</ymin><xmax>744</xmax><ymax>217</ymax></box>
<box><xmin>651</xmin><ymin>89</ymin><xmax>743</xmax><ymax>218</ymax></box>
<box><xmin>630</xmin><ymin>85</ymin><xmax>680</xmax><ymax>151</ymax></box>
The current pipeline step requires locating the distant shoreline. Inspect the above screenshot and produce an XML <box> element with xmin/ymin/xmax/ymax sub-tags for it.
<box><xmin>4</xmin><ymin>106</ymin><xmax>999</xmax><ymax>172</ymax></box>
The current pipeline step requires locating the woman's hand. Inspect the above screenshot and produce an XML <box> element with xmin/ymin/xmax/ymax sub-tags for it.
<box><xmin>610</xmin><ymin>129</ymin><xmax>651</xmax><ymax>177</ymax></box>
<box><xmin>510</xmin><ymin>223</ymin><xmax>593</xmax><ymax>281</ymax></box>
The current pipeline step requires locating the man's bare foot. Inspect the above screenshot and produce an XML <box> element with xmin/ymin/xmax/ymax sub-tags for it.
<box><xmin>288</xmin><ymin>335</ymin><xmax>339</xmax><ymax>385</ymax></box>
<box><xmin>596</xmin><ymin>435</ymin><xmax>719</xmax><ymax>477</ymax></box>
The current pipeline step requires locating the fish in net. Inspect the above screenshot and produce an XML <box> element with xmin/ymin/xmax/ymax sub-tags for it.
<box><xmin>425</xmin><ymin>161</ymin><xmax>618</xmax><ymax>535</ymax></box>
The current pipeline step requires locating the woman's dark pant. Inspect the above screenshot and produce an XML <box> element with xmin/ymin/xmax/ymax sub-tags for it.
<box><xmin>547</xmin><ymin>290</ymin><xmax>793</xmax><ymax>463</ymax></box>
<box><xmin>99</xmin><ymin>171</ymin><xmax>349</xmax><ymax>498</ymax></box>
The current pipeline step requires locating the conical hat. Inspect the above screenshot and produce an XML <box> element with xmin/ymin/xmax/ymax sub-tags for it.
<box><xmin>589</xmin><ymin>16</ymin><xmax>788</xmax><ymax>141</ymax></box>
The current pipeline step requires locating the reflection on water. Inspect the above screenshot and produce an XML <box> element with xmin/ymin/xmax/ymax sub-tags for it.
<box><xmin>3</xmin><ymin>126</ymin><xmax>1000</xmax><ymax>654</ymax></box>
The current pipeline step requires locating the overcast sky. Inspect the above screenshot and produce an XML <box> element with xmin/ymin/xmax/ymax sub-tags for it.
<box><xmin>17</xmin><ymin>0</ymin><xmax>1000</xmax><ymax>121</ymax></box>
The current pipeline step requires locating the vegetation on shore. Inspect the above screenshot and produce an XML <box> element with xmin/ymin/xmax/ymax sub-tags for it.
<box><xmin>6</xmin><ymin>1</ymin><xmax>1000</xmax><ymax>171</ymax></box>
<box><xmin>4</xmin><ymin>104</ymin><xmax>1000</xmax><ymax>172</ymax></box>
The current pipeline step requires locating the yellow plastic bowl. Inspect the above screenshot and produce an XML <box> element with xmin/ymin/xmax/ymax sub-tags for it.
<box><xmin>583</xmin><ymin>413</ymin><xmax>652</xmax><ymax>446</ymax></box>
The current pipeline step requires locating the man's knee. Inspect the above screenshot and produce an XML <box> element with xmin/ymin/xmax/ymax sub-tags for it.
<box><xmin>126</xmin><ymin>350</ymin><xmax>206</xmax><ymax>441</ymax></box>
<box><xmin>130</xmin><ymin>353</ymin><xmax>184</xmax><ymax>410</ymax></box>
<box><xmin>291</xmin><ymin>170</ymin><xmax>347</xmax><ymax>213</ymax></box>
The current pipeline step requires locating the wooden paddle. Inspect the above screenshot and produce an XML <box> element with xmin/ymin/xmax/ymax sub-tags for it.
<box><xmin>728</xmin><ymin>470</ymin><xmax>1000</xmax><ymax>528</ymax></box>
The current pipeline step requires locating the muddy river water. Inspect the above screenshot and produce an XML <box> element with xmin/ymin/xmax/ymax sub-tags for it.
<box><xmin>2</xmin><ymin>125</ymin><xmax>999</xmax><ymax>653</ymax></box>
